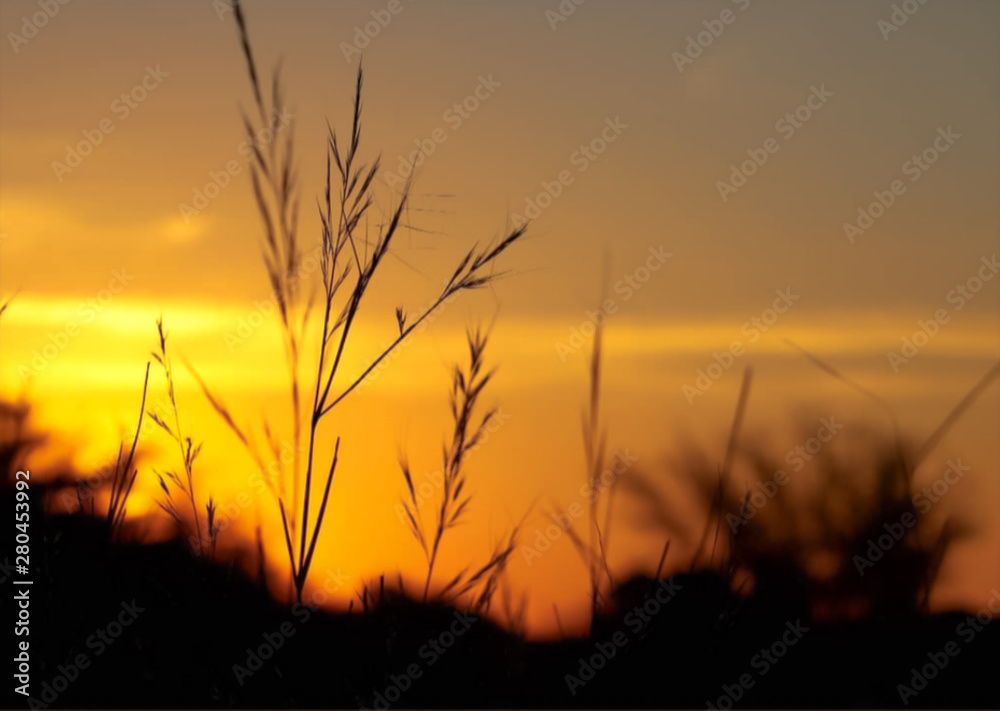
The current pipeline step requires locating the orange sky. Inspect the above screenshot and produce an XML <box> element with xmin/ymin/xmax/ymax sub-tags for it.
<box><xmin>1</xmin><ymin>0</ymin><xmax>998</xmax><ymax>636</ymax></box>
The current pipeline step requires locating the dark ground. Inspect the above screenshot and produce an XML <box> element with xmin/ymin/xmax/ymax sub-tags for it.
<box><xmin>4</xmin><ymin>477</ymin><xmax>998</xmax><ymax>710</ymax></box>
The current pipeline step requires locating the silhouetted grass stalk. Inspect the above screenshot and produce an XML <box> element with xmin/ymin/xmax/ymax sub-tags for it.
<box><xmin>219</xmin><ymin>0</ymin><xmax>527</xmax><ymax>603</ymax></box>
<box><xmin>398</xmin><ymin>328</ymin><xmax>525</xmax><ymax>611</ymax></box>
<box><xmin>556</xmin><ymin>317</ymin><xmax>618</xmax><ymax>630</ymax></box>
<box><xmin>107</xmin><ymin>363</ymin><xmax>151</xmax><ymax>537</ymax></box>
<box><xmin>689</xmin><ymin>367</ymin><xmax>752</xmax><ymax>573</ymax></box>
<box><xmin>148</xmin><ymin>318</ymin><xmax>206</xmax><ymax>555</ymax></box>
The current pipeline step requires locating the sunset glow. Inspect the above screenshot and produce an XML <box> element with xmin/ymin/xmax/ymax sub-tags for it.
<box><xmin>2</xmin><ymin>0</ymin><xmax>998</xmax><ymax>647</ymax></box>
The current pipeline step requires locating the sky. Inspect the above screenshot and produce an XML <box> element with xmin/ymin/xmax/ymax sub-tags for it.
<box><xmin>1</xmin><ymin>0</ymin><xmax>998</xmax><ymax>636</ymax></box>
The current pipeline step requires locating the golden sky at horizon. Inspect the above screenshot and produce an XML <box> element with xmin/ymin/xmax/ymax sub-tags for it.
<box><xmin>1</xmin><ymin>0</ymin><xmax>999</xmax><ymax>636</ymax></box>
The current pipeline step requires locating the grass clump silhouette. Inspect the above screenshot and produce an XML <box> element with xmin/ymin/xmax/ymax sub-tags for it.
<box><xmin>621</xmin><ymin>347</ymin><xmax>1000</xmax><ymax>624</ymax></box>
<box><xmin>398</xmin><ymin>326</ymin><xmax>524</xmax><ymax>609</ymax></box>
<box><xmin>183</xmin><ymin>0</ymin><xmax>527</xmax><ymax>603</ymax></box>
<box><xmin>147</xmin><ymin>317</ymin><xmax>215</xmax><ymax>557</ymax></box>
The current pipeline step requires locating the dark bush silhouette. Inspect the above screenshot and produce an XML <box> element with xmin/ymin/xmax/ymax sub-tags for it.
<box><xmin>5</xmin><ymin>384</ymin><xmax>999</xmax><ymax>709</ymax></box>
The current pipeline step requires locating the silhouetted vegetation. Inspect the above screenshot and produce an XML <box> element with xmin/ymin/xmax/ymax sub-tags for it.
<box><xmin>3</xmin><ymin>2</ymin><xmax>999</xmax><ymax>708</ymax></box>
<box><xmin>4</xmin><ymin>338</ymin><xmax>999</xmax><ymax>708</ymax></box>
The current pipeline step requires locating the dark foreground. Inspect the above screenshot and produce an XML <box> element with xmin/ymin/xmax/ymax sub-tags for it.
<box><xmin>5</xmin><ymin>479</ymin><xmax>999</xmax><ymax>710</ymax></box>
